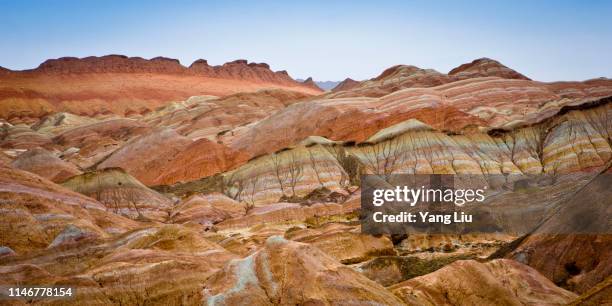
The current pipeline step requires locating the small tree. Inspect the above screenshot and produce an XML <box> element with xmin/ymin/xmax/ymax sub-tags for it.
<box><xmin>307</xmin><ymin>148</ymin><xmax>325</xmax><ymax>188</ymax></box>
<box><xmin>585</xmin><ymin>105</ymin><xmax>611</xmax><ymax>148</ymax></box>
<box><xmin>323</xmin><ymin>145</ymin><xmax>354</xmax><ymax>187</ymax></box>
<box><xmin>223</xmin><ymin>172</ymin><xmax>244</xmax><ymax>201</ymax></box>
<box><xmin>286</xmin><ymin>152</ymin><xmax>304</xmax><ymax>197</ymax></box>
<box><xmin>243</xmin><ymin>174</ymin><xmax>261</xmax><ymax>213</ymax></box>
<box><xmin>359</xmin><ymin>137</ymin><xmax>405</xmax><ymax>181</ymax></box>
<box><xmin>269</xmin><ymin>153</ymin><xmax>289</xmax><ymax>197</ymax></box>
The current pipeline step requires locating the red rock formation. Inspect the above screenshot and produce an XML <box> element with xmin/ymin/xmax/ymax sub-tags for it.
<box><xmin>153</xmin><ymin>138</ymin><xmax>232</xmax><ymax>185</ymax></box>
<box><xmin>172</xmin><ymin>89</ymin><xmax>311</xmax><ymax>140</ymax></box>
<box><xmin>31</xmin><ymin>55</ymin><xmax>306</xmax><ymax>86</ymax></box>
<box><xmin>0</xmin><ymin>165</ymin><xmax>137</xmax><ymax>254</ymax></box>
<box><xmin>202</xmin><ymin>236</ymin><xmax>404</xmax><ymax>305</ymax></box>
<box><xmin>329</xmin><ymin>58</ymin><xmax>539</xmax><ymax>98</ymax></box>
<box><xmin>97</xmin><ymin>128</ymin><xmax>192</xmax><ymax>185</ymax></box>
<box><xmin>51</xmin><ymin>118</ymin><xmax>151</xmax><ymax>168</ymax></box>
<box><xmin>0</xmin><ymin>150</ymin><xmax>13</xmax><ymax>166</ymax></box>
<box><xmin>390</xmin><ymin>259</ymin><xmax>577</xmax><ymax>305</ymax></box>
<box><xmin>301</xmin><ymin>77</ymin><xmax>323</xmax><ymax>91</ymax></box>
<box><xmin>0</xmin><ymin>224</ymin><xmax>237</xmax><ymax>304</ymax></box>
<box><xmin>449</xmin><ymin>57</ymin><xmax>530</xmax><ymax>80</ymax></box>
<box><xmin>150</xmin><ymin>95</ymin><xmax>611</xmax><ymax>186</ymax></box>
<box><xmin>225</xmin><ymin>84</ymin><xmax>611</xmax><ymax>168</ymax></box>
<box><xmin>331</xmin><ymin>77</ymin><xmax>360</xmax><ymax>92</ymax></box>
<box><xmin>331</xmin><ymin>65</ymin><xmax>451</xmax><ymax>98</ymax></box>
<box><xmin>10</xmin><ymin>147</ymin><xmax>82</xmax><ymax>182</ymax></box>
<box><xmin>169</xmin><ymin>193</ymin><xmax>246</xmax><ymax>227</ymax></box>
<box><xmin>62</xmin><ymin>168</ymin><xmax>173</xmax><ymax>221</ymax></box>
<box><xmin>1</xmin><ymin>124</ymin><xmax>52</xmax><ymax>149</ymax></box>
<box><xmin>0</xmin><ymin>55</ymin><xmax>322</xmax><ymax>123</ymax></box>
<box><xmin>285</xmin><ymin>223</ymin><xmax>396</xmax><ymax>264</ymax></box>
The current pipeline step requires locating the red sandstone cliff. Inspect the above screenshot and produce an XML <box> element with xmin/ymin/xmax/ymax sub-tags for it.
<box><xmin>0</xmin><ymin>55</ymin><xmax>323</xmax><ymax>123</ymax></box>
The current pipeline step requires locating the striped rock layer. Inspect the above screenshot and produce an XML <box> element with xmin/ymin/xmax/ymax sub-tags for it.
<box><xmin>151</xmin><ymin>84</ymin><xmax>612</xmax><ymax>186</ymax></box>
<box><xmin>62</xmin><ymin>168</ymin><xmax>172</xmax><ymax>221</ymax></box>
<box><xmin>173</xmin><ymin>102</ymin><xmax>611</xmax><ymax>207</ymax></box>
<box><xmin>0</xmin><ymin>55</ymin><xmax>321</xmax><ymax>124</ymax></box>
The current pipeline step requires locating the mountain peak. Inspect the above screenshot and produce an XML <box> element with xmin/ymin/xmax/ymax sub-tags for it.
<box><xmin>300</xmin><ymin>77</ymin><xmax>322</xmax><ymax>91</ymax></box>
<box><xmin>331</xmin><ymin>78</ymin><xmax>360</xmax><ymax>92</ymax></box>
<box><xmin>449</xmin><ymin>57</ymin><xmax>530</xmax><ymax>80</ymax></box>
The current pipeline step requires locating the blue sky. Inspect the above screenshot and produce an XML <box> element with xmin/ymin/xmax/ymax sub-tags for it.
<box><xmin>1</xmin><ymin>0</ymin><xmax>611</xmax><ymax>81</ymax></box>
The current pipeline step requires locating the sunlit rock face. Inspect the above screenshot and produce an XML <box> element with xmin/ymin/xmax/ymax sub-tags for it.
<box><xmin>0</xmin><ymin>124</ymin><xmax>52</xmax><ymax>149</ymax></box>
<box><xmin>0</xmin><ymin>56</ymin><xmax>322</xmax><ymax>124</ymax></box>
<box><xmin>0</xmin><ymin>165</ymin><xmax>137</xmax><ymax>255</ymax></box>
<box><xmin>169</xmin><ymin>193</ymin><xmax>246</xmax><ymax>228</ymax></box>
<box><xmin>175</xmin><ymin>102</ymin><xmax>610</xmax><ymax>204</ymax></box>
<box><xmin>31</xmin><ymin>112</ymin><xmax>99</xmax><ymax>135</ymax></box>
<box><xmin>202</xmin><ymin>236</ymin><xmax>404</xmax><ymax>305</ymax></box>
<box><xmin>229</xmin><ymin>81</ymin><xmax>612</xmax><ymax>161</ymax></box>
<box><xmin>448</xmin><ymin>57</ymin><xmax>531</xmax><ymax>81</ymax></box>
<box><xmin>97</xmin><ymin>128</ymin><xmax>192</xmax><ymax>185</ymax></box>
<box><xmin>150</xmin><ymin>86</ymin><xmax>611</xmax><ymax>186</ymax></box>
<box><xmin>62</xmin><ymin>168</ymin><xmax>172</xmax><ymax>221</ymax></box>
<box><xmin>0</xmin><ymin>56</ymin><xmax>610</xmax><ymax>305</ymax></box>
<box><xmin>285</xmin><ymin>223</ymin><xmax>396</xmax><ymax>264</ymax></box>
<box><xmin>141</xmin><ymin>89</ymin><xmax>314</xmax><ymax>185</ymax></box>
<box><xmin>0</xmin><ymin>224</ymin><xmax>237</xmax><ymax>305</ymax></box>
<box><xmin>389</xmin><ymin>259</ymin><xmax>577</xmax><ymax>305</ymax></box>
<box><xmin>151</xmin><ymin>137</ymin><xmax>231</xmax><ymax>186</ymax></box>
<box><xmin>52</xmin><ymin>118</ymin><xmax>152</xmax><ymax>169</ymax></box>
<box><xmin>219</xmin><ymin>144</ymin><xmax>350</xmax><ymax>205</ymax></box>
<box><xmin>10</xmin><ymin>147</ymin><xmax>81</xmax><ymax>182</ymax></box>
<box><xmin>214</xmin><ymin>203</ymin><xmax>349</xmax><ymax>230</ymax></box>
<box><xmin>329</xmin><ymin>65</ymin><xmax>452</xmax><ymax>98</ymax></box>
<box><xmin>331</xmin><ymin>77</ymin><xmax>360</xmax><ymax>92</ymax></box>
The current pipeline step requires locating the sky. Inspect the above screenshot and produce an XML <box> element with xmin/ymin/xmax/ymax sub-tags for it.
<box><xmin>1</xmin><ymin>0</ymin><xmax>611</xmax><ymax>82</ymax></box>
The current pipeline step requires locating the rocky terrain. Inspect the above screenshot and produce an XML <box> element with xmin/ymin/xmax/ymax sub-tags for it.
<box><xmin>0</xmin><ymin>55</ymin><xmax>322</xmax><ymax>124</ymax></box>
<box><xmin>0</xmin><ymin>57</ymin><xmax>610</xmax><ymax>305</ymax></box>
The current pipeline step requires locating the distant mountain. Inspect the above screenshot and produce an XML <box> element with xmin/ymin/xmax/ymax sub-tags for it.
<box><xmin>0</xmin><ymin>55</ymin><xmax>322</xmax><ymax>123</ymax></box>
<box><xmin>296</xmin><ymin>78</ymin><xmax>341</xmax><ymax>91</ymax></box>
<box><xmin>331</xmin><ymin>78</ymin><xmax>360</xmax><ymax>92</ymax></box>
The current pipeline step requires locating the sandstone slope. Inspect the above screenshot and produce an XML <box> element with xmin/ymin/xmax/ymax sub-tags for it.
<box><xmin>202</xmin><ymin>236</ymin><xmax>404</xmax><ymax>305</ymax></box>
<box><xmin>389</xmin><ymin>259</ymin><xmax>577</xmax><ymax>305</ymax></box>
<box><xmin>62</xmin><ymin>168</ymin><xmax>173</xmax><ymax>221</ymax></box>
<box><xmin>0</xmin><ymin>55</ymin><xmax>322</xmax><ymax>123</ymax></box>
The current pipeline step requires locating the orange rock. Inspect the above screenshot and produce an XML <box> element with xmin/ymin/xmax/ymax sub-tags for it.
<box><xmin>170</xmin><ymin>193</ymin><xmax>246</xmax><ymax>227</ymax></box>
<box><xmin>0</xmin><ymin>55</ymin><xmax>322</xmax><ymax>123</ymax></box>
<box><xmin>449</xmin><ymin>57</ymin><xmax>530</xmax><ymax>80</ymax></box>
<box><xmin>97</xmin><ymin>128</ymin><xmax>192</xmax><ymax>185</ymax></box>
<box><xmin>331</xmin><ymin>77</ymin><xmax>360</xmax><ymax>92</ymax></box>
<box><xmin>0</xmin><ymin>165</ymin><xmax>138</xmax><ymax>254</ymax></box>
<box><xmin>286</xmin><ymin>223</ymin><xmax>396</xmax><ymax>263</ymax></box>
<box><xmin>62</xmin><ymin>168</ymin><xmax>173</xmax><ymax>221</ymax></box>
<box><xmin>11</xmin><ymin>147</ymin><xmax>81</xmax><ymax>182</ymax></box>
<box><xmin>390</xmin><ymin>259</ymin><xmax>577</xmax><ymax>305</ymax></box>
<box><xmin>202</xmin><ymin>236</ymin><xmax>404</xmax><ymax>305</ymax></box>
<box><xmin>0</xmin><ymin>224</ymin><xmax>237</xmax><ymax>305</ymax></box>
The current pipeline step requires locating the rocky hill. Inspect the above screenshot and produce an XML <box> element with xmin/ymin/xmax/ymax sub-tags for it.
<box><xmin>1</xmin><ymin>57</ymin><xmax>610</xmax><ymax>305</ymax></box>
<box><xmin>0</xmin><ymin>55</ymin><xmax>322</xmax><ymax>123</ymax></box>
<box><xmin>331</xmin><ymin>77</ymin><xmax>360</xmax><ymax>92</ymax></box>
